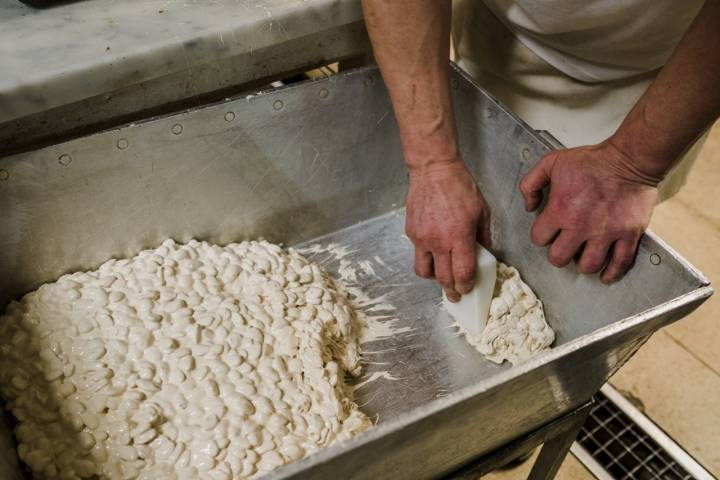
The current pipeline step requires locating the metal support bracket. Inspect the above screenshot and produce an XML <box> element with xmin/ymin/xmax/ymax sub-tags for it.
<box><xmin>445</xmin><ymin>400</ymin><xmax>594</xmax><ymax>480</ymax></box>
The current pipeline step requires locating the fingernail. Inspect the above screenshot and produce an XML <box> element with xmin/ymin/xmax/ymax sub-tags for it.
<box><xmin>445</xmin><ymin>290</ymin><xmax>461</xmax><ymax>302</ymax></box>
<box><xmin>456</xmin><ymin>283</ymin><xmax>474</xmax><ymax>295</ymax></box>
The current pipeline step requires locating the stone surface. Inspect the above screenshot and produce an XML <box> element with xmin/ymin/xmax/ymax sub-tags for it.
<box><xmin>0</xmin><ymin>0</ymin><xmax>364</xmax><ymax>123</ymax></box>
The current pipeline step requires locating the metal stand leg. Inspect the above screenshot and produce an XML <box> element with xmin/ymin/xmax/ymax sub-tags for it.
<box><xmin>443</xmin><ymin>400</ymin><xmax>594</xmax><ymax>479</ymax></box>
<box><xmin>527</xmin><ymin>404</ymin><xmax>591</xmax><ymax>480</ymax></box>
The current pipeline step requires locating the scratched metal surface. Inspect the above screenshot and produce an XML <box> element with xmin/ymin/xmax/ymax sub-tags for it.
<box><xmin>0</xmin><ymin>65</ymin><xmax>712</xmax><ymax>479</ymax></box>
<box><xmin>297</xmin><ymin>210</ymin><xmax>511</xmax><ymax>419</ymax></box>
<box><xmin>0</xmin><ymin>0</ymin><xmax>366</xmax><ymax>123</ymax></box>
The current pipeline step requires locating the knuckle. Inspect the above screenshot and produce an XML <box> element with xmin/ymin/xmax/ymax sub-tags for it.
<box><xmin>454</xmin><ymin>267</ymin><xmax>475</xmax><ymax>283</ymax></box>
<box><xmin>548</xmin><ymin>251</ymin><xmax>568</xmax><ymax>268</ymax></box>
<box><xmin>616</xmin><ymin>256</ymin><xmax>634</xmax><ymax>270</ymax></box>
<box><xmin>414</xmin><ymin>265</ymin><xmax>431</xmax><ymax>278</ymax></box>
<box><xmin>436</xmin><ymin>273</ymin><xmax>453</xmax><ymax>287</ymax></box>
<box><xmin>405</xmin><ymin>228</ymin><xmax>418</xmax><ymax>242</ymax></box>
<box><xmin>549</xmin><ymin>194</ymin><xmax>574</xmax><ymax>216</ymax></box>
<box><xmin>631</xmin><ymin>228</ymin><xmax>645</xmax><ymax>240</ymax></box>
<box><xmin>578</xmin><ymin>259</ymin><xmax>603</xmax><ymax>274</ymax></box>
<box><xmin>530</xmin><ymin>233</ymin><xmax>543</xmax><ymax>247</ymax></box>
<box><xmin>519</xmin><ymin>178</ymin><xmax>530</xmax><ymax>194</ymax></box>
<box><xmin>543</xmin><ymin>150</ymin><xmax>559</xmax><ymax>161</ymax></box>
<box><xmin>614</xmin><ymin>228</ymin><xmax>639</xmax><ymax>241</ymax></box>
<box><xmin>540</xmin><ymin>151</ymin><xmax>559</xmax><ymax>168</ymax></box>
<box><xmin>606</xmin><ymin>272</ymin><xmax>623</xmax><ymax>283</ymax></box>
<box><xmin>414</xmin><ymin>231</ymin><xmax>448</xmax><ymax>249</ymax></box>
<box><xmin>530</xmin><ymin>229</ymin><xmax>540</xmax><ymax>245</ymax></box>
<box><xmin>530</xmin><ymin>224</ymin><xmax>546</xmax><ymax>246</ymax></box>
<box><xmin>549</xmin><ymin>258</ymin><xmax>565</xmax><ymax>268</ymax></box>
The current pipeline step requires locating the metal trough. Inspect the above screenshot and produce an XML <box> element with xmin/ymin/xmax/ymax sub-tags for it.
<box><xmin>0</xmin><ymin>65</ymin><xmax>711</xmax><ymax>479</ymax></box>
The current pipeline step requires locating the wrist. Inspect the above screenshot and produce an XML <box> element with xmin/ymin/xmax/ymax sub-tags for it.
<box><xmin>399</xmin><ymin>104</ymin><xmax>462</xmax><ymax>169</ymax></box>
<box><xmin>403</xmin><ymin>132</ymin><xmax>463</xmax><ymax>174</ymax></box>
<box><xmin>602</xmin><ymin>136</ymin><xmax>665</xmax><ymax>187</ymax></box>
<box><xmin>406</xmin><ymin>154</ymin><xmax>467</xmax><ymax>179</ymax></box>
<box><xmin>608</xmin><ymin>106</ymin><xmax>681</xmax><ymax>185</ymax></box>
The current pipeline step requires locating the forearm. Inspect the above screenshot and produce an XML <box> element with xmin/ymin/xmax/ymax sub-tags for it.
<box><xmin>611</xmin><ymin>0</ymin><xmax>720</xmax><ymax>183</ymax></box>
<box><xmin>362</xmin><ymin>0</ymin><xmax>459</xmax><ymax>174</ymax></box>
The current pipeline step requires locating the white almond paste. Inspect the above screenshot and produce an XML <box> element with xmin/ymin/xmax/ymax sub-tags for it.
<box><xmin>0</xmin><ymin>239</ymin><xmax>371</xmax><ymax>480</ymax></box>
<box><xmin>462</xmin><ymin>263</ymin><xmax>555</xmax><ymax>365</ymax></box>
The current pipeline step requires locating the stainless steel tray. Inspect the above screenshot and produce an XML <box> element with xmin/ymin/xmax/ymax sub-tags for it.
<box><xmin>0</xmin><ymin>65</ymin><xmax>711</xmax><ymax>480</ymax></box>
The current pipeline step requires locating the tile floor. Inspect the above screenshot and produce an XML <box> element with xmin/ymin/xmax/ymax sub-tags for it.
<box><xmin>484</xmin><ymin>123</ymin><xmax>720</xmax><ymax>479</ymax></box>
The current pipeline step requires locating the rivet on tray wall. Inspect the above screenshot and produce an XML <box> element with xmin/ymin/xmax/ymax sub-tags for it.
<box><xmin>58</xmin><ymin>154</ymin><xmax>72</xmax><ymax>167</ymax></box>
<box><xmin>522</xmin><ymin>148</ymin><xmax>532</xmax><ymax>162</ymax></box>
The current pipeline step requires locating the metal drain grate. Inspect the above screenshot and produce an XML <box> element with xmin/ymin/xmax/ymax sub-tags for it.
<box><xmin>572</xmin><ymin>385</ymin><xmax>715</xmax><ymax>480</ymax></box>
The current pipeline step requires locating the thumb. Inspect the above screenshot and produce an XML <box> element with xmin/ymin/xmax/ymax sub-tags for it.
<box><xmin>520</xmin><ymin>151</ymin><xmax>558</xmax><ymax>212</ymax></box>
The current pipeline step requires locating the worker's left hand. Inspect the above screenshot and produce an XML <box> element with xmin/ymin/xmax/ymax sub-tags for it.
<box><xmin>519</xmin><ymin>140</ymin><xmax>658</xmax><ymax>283</ymax></box>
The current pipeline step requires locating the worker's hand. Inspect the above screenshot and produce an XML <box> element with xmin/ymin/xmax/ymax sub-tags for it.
<box><xmin>406</xmin><ymin>161</ymin><xmax>491</xmax><ymax>302</ymax></box>
<box><xmin>519</xmin><ymin>140</ymin><xmax>658</xmax><ymax>283</ymax></box>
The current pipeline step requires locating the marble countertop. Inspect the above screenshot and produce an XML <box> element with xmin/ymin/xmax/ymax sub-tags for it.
<box><xmin>0</xmin><ymin>0</ymin><xmax>363</xmax><ymax>124</ymax></box>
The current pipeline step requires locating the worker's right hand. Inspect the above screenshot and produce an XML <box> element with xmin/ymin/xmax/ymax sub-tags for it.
<box><xmin>405</xmin><ymin>160</ymin><xmax>491</xmax><ymax>303</ymax></box>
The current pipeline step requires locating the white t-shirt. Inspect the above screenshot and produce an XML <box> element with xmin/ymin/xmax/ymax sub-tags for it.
<box><xmin>482</xmin><ymin>0</ymin><xmax>706</xmax><ymax>82</ymax></box>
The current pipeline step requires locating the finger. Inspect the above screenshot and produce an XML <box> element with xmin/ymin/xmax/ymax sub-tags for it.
<box><xmin>530</xmin><ymin>211</ymin><xmax>560</xmax><ymax>247</ymax></box>
<box><xmin>547</xmin><ymin>230</ymin><xmax>584</xmax><ymax>268</ymax></box>
<box><xmin>577</xmin><ymin>240</ymin><xmax>611</xmax><ymax>274</ymax></box>
<box><xmin>520</xmin><ymin>151</ymin><xmax>558</xmax><ymax>212</ymax></box>
<box><xmin>601</xmin><ymin>237</ymin><xmax>640</xmax><ymax>283</ymax></box>
<box><xmin>452</xmin><ymin>242</ymin><xmax>477</xmax><ymax>295</ymax></box>
<box><xmin>414</xmin><ymin>248</ymin><xmax>434</xmax><ymax>279</ymax></box>
<box><xmin>433</xmin><ymin>251</ymin><xmax>459</xmax><ymax>302</ymax></box>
